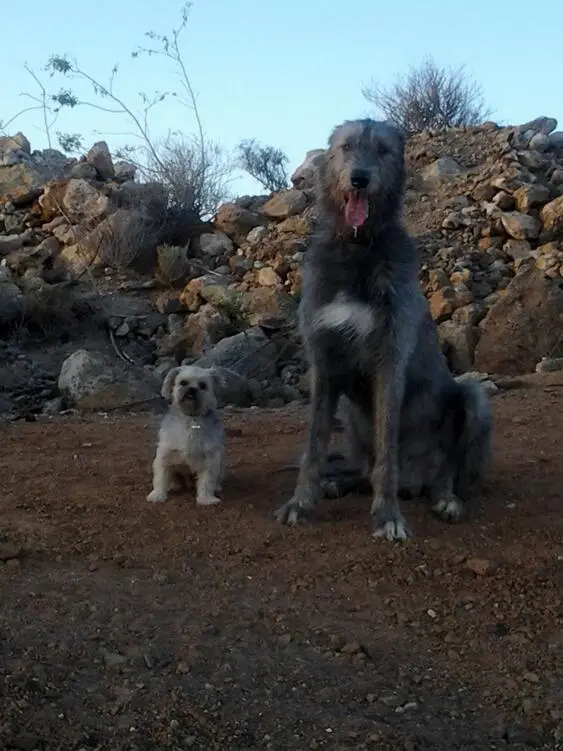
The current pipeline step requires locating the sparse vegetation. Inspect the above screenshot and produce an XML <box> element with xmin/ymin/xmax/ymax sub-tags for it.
<box><xmin>237</xmin><ymin>139</ymin><xmax>289</xmax><ymax>193</ymax></box>
<box><xmin>362</xmin><ymin>57</ymin><xmax>491</xmax><ymax>135</ymax></box>
<box><xmin>2</xmin><ymin>3</ymin><xmax>233</xmax><ymax>221</ymax></box>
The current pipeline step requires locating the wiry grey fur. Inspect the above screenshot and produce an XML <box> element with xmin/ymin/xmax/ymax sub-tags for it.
<box><xmin>274</xmin><ymin>118</ymin><xmax>492</xmax><ymax>540</ymax></box>
<box><xmin>147</xmin><ymin>365</ymin><xmax>226</xmax><ymax>507</ymax></box>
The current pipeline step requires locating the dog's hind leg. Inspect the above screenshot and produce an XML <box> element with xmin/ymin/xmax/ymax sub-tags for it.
<box><xmin>428</xmin><ymin>474</ymin><xmax>467</xmax><ymax>522</ymax></box>
<box><xmin>275</xmin><ymin>367</ymin><xmax>339</xmax><ymax>524</ymax></box>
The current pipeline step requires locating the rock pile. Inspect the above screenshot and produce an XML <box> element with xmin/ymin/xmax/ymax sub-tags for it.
<box><xmin>1</xmin><ymin>115</ymin><xmax>563</xmax><ymax>417</ymax></box>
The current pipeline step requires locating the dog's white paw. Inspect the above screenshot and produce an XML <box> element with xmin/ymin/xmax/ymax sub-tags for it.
<box><xmin>146</xmin><ymin>489</ymin><xmax>168</xmax><ymax>503</ymax></box>
<box><xmin>372</xmin><ymin>518</ymin><xmax>411</xmax><ymax>542</ymax></box>
<box><xmin>432</xmin><ymin>494</ymin><xmax>465</xmax><ymax>523</ymax></box>
<box><xmin>274</xmin><ymin>497</ymin><xmax>312</xmax><ymax>525</ymax></box>
<box><xmin>197</xmin><ymin>495</ymin><xmax>222</xmax><ymax>507</ymax></box>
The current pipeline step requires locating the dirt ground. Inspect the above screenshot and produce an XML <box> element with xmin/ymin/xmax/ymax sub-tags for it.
<box><xmin>0</xmin><ymin>374</ymin><xmax>562</xmax><ymax>751</ymax></box>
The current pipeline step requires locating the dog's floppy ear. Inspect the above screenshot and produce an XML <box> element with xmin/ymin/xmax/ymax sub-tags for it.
<box><xmin>161</xmin><ymin>367</ymin><xmax>181</xmax><ymax>401</ymax></box>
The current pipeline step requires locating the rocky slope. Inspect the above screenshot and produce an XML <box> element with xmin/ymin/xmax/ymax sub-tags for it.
<box><xmin>1</xmin><ymin>116</ymin><xmax>563</xmax><ymax>418</ymax></box>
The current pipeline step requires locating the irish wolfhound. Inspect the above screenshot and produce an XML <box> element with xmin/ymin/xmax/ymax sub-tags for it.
<box><xmin>274</xmin><ymin>118</ymin><xmax>492</xmax><ymax>541</ymax></box>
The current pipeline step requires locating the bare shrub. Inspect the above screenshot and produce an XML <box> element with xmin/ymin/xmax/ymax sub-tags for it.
<box><xmin>155</xmin><ymin>243</ymin><xmax>191</xmax><ymax>286</ymax></box>
<box><xmin>81</xmin><ymin>209</ymin><xmax>162</xmax><ymax>273</ymax></box>
<box><xmin>135</xmin><ymin>133</ymin><xmax>233</xmax><ymax>220</ymax></box>
<box><xmin>362</xmin><ymin>57</ymin><xmax>492</xmax><ymax>135</ymax></box>
<box><xmin>19</xmin><ymin>283</ymin><xmax>79</xmax><ymax>339</ymax></box>
<box><xmin>237</xmin><ymin>139</ymin><xmax>289</xmax><ymax>193</ymax></box>
<box><xmin>44</xmin><ymin>3</ymin><xmax>233</xmax><ymax>223</ymax></box>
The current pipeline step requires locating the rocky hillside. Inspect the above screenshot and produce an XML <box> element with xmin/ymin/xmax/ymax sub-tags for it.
<box><xmin>1</xmin><ymin>116</ymin><xmax>563</xmax><ymax>418</ymax></box>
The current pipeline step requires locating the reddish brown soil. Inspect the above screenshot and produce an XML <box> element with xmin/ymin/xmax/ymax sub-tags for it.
<box><xmin>1</xmin><ymin>375</ymin><xmax>562</xmax><ymax>751</ymax></box>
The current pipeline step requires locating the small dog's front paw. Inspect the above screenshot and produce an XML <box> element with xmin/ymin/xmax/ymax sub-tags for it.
<box><xmin>274</xmin><ymin>497</ymin><xmax>312</xmax><ymax>525</ymax></box>
<box><xmin>431</xmin><ymin>494</ymin><xmax>466</xmax><ymax>523</ymax></box>
<box><xmin>146</xmin><ymin>489</ymin><xmax>168</xmax><ymax>503</ymax></box>
<box><xmin>197</xmin><ymin>495</ymin><xmax>222</xmax><ymax>507</ymax></box>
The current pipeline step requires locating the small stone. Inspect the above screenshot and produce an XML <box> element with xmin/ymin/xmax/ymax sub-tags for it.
<box><xmin>101</xmin><ymin>649</ymin><xmax>127</xmax><ymax>667</ymax></box>
<box><xmin>199</xmin><ymin>230</ymin><xmax>234</xmax><ymax>257</ymax></box>
<box><xmin>503</xmin><ymin>239</ymin><xmax>533</xmax><ymax>261</ymax></box>
<box><xmin>513</xmin><ymin>184</ymin><xmax>551</xmax><ymax>212</ymax></box>
<box><xmin>540</xmin><ymin>195</ymin><xmax>563</xmax><ymax>232</ymax></box>
<box><xmin>246</xmin><ymin>225</ymin><xmax>268</xmax><ymax>245</ymax></box>
<box><xmin>0</xmin><ymin>542</ymin><xmax>23</xmax><ymax>561</ymax></box>
<box><xmin>442</xmin><ymin>211</ymin><xmax>463</xmax><ymax>230</ymax></box>
<box><xmin>341</xmin><ymin>641</ymin><xmax>362</xmax><ymax>655</ymax></box>
<box><xmin>423</xmin><ymin>156</ymin><xmax>463</xmax><ymax>182</ymax></box>
<box><xmin>464</xmin><ymin>557</ymin><xmax>493</xmax><ymax>576</ymax></box>
<box><xmin>536</xmin><ymin>357</ymin><xmax>563</xmax><ymax>373</ymax></box>
<box><xmin>278</xmin><ymin>633</ymin><xmax>293</xmax><ymax>646</ymax></box>
<box><xmin>529</xmin><ymin>132</ymin><xmax>550</xmax><ymax>151</ymax></box>
<box><xmin>500</xmin><ymin>211</ymin><xmax>541</xmax><ymax>240</ymax></box>
<box><xmin>429</xmin><ymin>287</ymin><xmax>456</xmax><ymax>322</ymax></box>
<box><xmin>257</xmin><ymin>266</ymin><xmax>280</xmax><ymax>287</ymax></box>
<box><xmin>427</xmin><ymin>608</ymin><xmax>437</xmax><ymax>619</ymax></box>
<box><xmin>492</xmin><ymin>191</ymin><xmax>514</xmax><ymax>210</ymax></box>
<box><xmin>522</xmin><ymin>671</ymin><xmax>540</xmax><ymax>683</ymax></box>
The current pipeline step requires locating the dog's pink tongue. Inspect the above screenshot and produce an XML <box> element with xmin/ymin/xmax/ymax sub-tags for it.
<box><xmin>345</xmin><ymin>194</ymin><xmax>368</xmax><ymax>228</ymax></box>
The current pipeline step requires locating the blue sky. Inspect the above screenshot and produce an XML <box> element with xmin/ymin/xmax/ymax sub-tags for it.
<box><xmin>3</xmin><ymin>0</ymin><xmax>563</xmax><ymax>196</ymax></box>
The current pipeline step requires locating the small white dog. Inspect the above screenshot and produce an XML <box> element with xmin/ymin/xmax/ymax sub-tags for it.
<box><xmin>147</xmin><ymin>365</ymin><xmax>226</xmax><ymax>506</ymax></box>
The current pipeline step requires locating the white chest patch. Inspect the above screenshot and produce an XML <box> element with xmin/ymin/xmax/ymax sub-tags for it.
<box><xmin>312</xmin><ymin>295</ymin><xmax>375</xmax><ymax>339</ymax></box>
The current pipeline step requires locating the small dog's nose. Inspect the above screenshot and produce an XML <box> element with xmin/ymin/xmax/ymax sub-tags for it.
<box><xmin>350</xmin><ymin>170</ymin><xmax>369</xmax><ymax>189</ymax></box>
<box><xmin>185</xmin><ymin>386</ymin><xmax>198</xmax><ymax>398</ymax></box>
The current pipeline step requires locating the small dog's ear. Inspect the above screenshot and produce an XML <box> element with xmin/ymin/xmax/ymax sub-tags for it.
<box><xmin>161</xmin><ymin>367</ymin><xmax>181</xmax><ymax>401</ymax></box>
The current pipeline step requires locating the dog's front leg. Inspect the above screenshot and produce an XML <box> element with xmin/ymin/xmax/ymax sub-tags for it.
<box><xmin>275</xmin><ymin>366</ymin><xmax>338</xmax><ymax>524</ymax></box>
<box><xmin>147</xmin><ymin>454</ymin><xmax>172</xmax><ymax>503</ymax></box>
<box><xmin>370</xmin><ymin>359</ymin><xmax>411</xmax><ymax>541</ymax></box>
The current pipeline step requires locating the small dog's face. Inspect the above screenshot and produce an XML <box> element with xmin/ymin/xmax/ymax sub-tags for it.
<box><xmin>161</xmin><ymin>365</ymin><xmax>219</xmax><ymax>416</ymax></box>
<box><xmin>320</xmin><ymin>118</ymin><xmax>406</xmax><ymax>229</ymax></box>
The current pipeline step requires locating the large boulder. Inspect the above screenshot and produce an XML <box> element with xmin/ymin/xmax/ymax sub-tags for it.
<box><xmin>86</xmin><ymin>141</ymin><xmax>114</xmax><ymax>180</ymax></box>
<box><xmin>57</xmin><ymin>349</ymin><xmax>158</xmax><ymax>409</ymax></box>
<box><xmin>291</xmin><ymin>149</ymin><xmax>325</xmax><ymax>189</ymax></box>
<box><xmin>262</xmin><ymin>190</ymin><xmax>308</xmax><ymax>220</ymax></box>
<box><xmin>58</xmin><ymin>350</ymin><xmax>116</xmax><ymax>403</ymax></box>
<box><xmin>214</xmin><ymin>203</ymin><xmax>265</xmax><ymax>246</ymax></box>
<box><xmin>195</xmin><ymin>326</ymin><xmax>278</xmax><ymax>381</ymax></box>
<box><xmin>473</xmin><ymin>265</ymin><xmax>563</xmax><ymax>375</ymax></box>
<box><xmin>0</xmin><ymin>136</ymin><xmax>70</xmax><ymax>204</ymax></box>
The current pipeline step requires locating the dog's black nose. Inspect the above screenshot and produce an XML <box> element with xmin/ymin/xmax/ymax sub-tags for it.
<box><xmin>185</xmin><ymin>386</ymin><xmax>198</xmax><ymax>398</ymax></box>
<box><xmin>350</xmin><ymin>170</ymin><xmax>370</xmax><ymax>189</ymax></box>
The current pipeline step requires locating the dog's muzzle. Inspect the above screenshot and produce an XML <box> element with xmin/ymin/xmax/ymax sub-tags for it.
<box><xmin>345</xmin><ymin>171</ymin><xmax>370</xmax><ymax>228</ymax></box>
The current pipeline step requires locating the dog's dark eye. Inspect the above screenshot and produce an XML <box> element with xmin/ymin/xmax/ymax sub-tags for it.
<box><xmin>341</xmin><ymin>142</ymin><xmax>352</xmax><ymax>152</ymax></box>
<box><xmin>377</xmin><ymin>142</ymin><xmax>390</xmax><ymax>156</ymax></box>
<box><xmin>179</xmin><ymin>379</ymin><xmax>187</xmax><ymax>387</ymax></box>
<box><xmin>199</xmin><ymin>381</ymin><xmax>207</xmax><ymax>390</ymax></box>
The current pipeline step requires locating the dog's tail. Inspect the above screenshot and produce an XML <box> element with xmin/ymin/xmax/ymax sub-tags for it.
<box><xmin>452</xmin><ymin>377</ymin><xmax>493</xmax><ymax>499</ymax></box>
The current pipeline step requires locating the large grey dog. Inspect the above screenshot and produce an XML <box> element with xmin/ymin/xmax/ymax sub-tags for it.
<box><xmin>274</xmin><ymin>118</ymin><xmax>492</xmax><ymax>541</ymax></box>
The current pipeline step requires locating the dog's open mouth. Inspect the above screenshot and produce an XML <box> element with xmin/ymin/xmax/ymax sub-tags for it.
<box><xmin>344</xmin><ymin>189</ymin><xmax>368</xmax><ymax>228</ymax></box>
